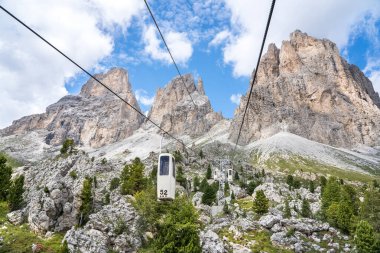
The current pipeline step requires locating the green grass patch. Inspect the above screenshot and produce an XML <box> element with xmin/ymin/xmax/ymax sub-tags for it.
<box><xmin>0</xmin><ymin>152</ymin><xmax>23</xmax><ymax>168</ymax></box>
<box><xmin>236</xmin><ymin>197</ymin><xmax>253</xmax><ymax>211</ymax></box>
<box><xmin>0</xmin><ymin>202</ymin><xmax>64</xmax><ymax>253</ymax></box>
<box><xmin>254</xmin><ymin>153</ymin><xmax>379</xmax><ymax>183</ymax></box>
<box><xmin>218</xmin><ymin>227</ymin><xmax>292</xmax><ymax>253</ymax></box>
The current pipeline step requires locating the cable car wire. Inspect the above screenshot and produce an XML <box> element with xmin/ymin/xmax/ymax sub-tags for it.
<box><xmin>0</xmin><ymin>5</ymin><xmax>193</xmax><ymax>153</ymax></box>
<box><xmin>233</xmin><ymin>0</ymin><xmax>276</xmax><ymax>151</ymax></box>
<box><xmin>143</xmin><ymin>0</ymin><xmax>197</xmax><ymax>108</ymax></box>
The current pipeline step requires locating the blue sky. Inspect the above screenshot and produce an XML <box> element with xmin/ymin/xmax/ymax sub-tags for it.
<box><xmin>0</xmin><ymin>0</ymin><xmax>380</xmax><ymax>127</ymax></box>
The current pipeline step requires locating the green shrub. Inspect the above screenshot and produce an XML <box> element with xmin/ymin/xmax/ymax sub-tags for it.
<box><xmin>224</xmin><ymin>182</ymin><xmax>230</xmax><ymax>196</ymax></box>
<box><xmin>246</xmin><ymin>180</ymin><xmax>258</xmax><ymax>195</ymax></box>
<box><xmin>103</xmin><ymin>192</ymin><xmax>110</xmax><ymax>205</ymax></box>
<box><xmin>355</xmin><ymin>220</ymin><xmax>376</xmax><ymax>253</ymax></box>
<box><xmin>199</xmin><ymin>178</ymin><xmax>208</xmax><ymax>192</ymax></box>
<box><xmin>286</xmin><ymin>227</ymin><xmax>295</xmax><ymax>237</ymax></box>
<box><xmin>309</xmin><ymin>180</ymin><xmax>315</xmax><ymax>193</ymax></box>
<box><xmin>173</xmin><ymin>150</ymin><xmax>183</xmax><ymax>163</ymax></box>
<box><xmin>101</xmin><ymin>158</ymin><xmax>107</xmax><ymax>165</ymax></box>
<box><xmin>114</xmin><ymin>218</ymin><xmax>128</xmax><ymax>235</ymax></box>
<box><xmin>44</xmin><ymin>186</ymin><xmax>50</xmax><ymax>194</ymax></box>
<box><xmin>110</xmin><ymin>178</ymin><xmax>120</xmax><ymax>191</ymax></box>
<box><xmin>0</xmin><ymin>155</ymin><xmax>12</xmax><ymax>201</ymax></box>
<box><xmin>59</xmin><ymin>240</ymin><xmax>70</xmax><ymax>253</ymax></box>
<box><xmin>8</xmin><ymin>175</ymin><xmax>25</xmax><ymax>211</ymax></box>
<box><xmin>69</xmin><ymin>170</ymin><xmax>78</xmax><ymax>179</ymax></box>
<box><xmin>234</xmin><ymin>171</ymin><xmax>239</xmax><ymax>181</ymax></box>
<box><xmin>176</xmin><ymin>166</ymin><xmax>187</xmax><ymax>188</ymax></box>
<box><xmin>60</xmin><ymin>139</ymin><xmax>75</xmax><ymax>155</ymax></box>
<box><xmin>360</xmin><ymin>188</ymin><xmax>380</xmax><ymax>232</ymax></box>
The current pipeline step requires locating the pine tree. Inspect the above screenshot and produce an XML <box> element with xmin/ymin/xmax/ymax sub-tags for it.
<box><xmin>60</xmin><ymin>138</ymin><xmax>75</xmax><ymax>155</ymax></box>
<box><xmin>0</xmin><ymin>154</ymin><xmax>12</xmax><ymax>201</ymax></box>
<box><xmin>354</xmin><ymin>220</ymin><xmax>375</xmax><ymax>253</ymax></box>
<box><xmin>286</xmin><ymin>175</ymin><xmax>294</xmax><ymax>190</ymax></box>
<box><xmin>230</xmin><ymin>191</ymin><xmax>235</xmax><ymax>202</ymax></box>
<box><xmin>201</xmin><ymin>185</ymin><xmax>216</xmax><ymax>206</ymax></box>
<box><xmin>176</xmin><ymin>166</ymin><xmax>186</xmax><ymax>188</ymax></box>
<box><xmin>337</xmin><ymin>200</ymin><xmax>353</xmax><ymax>234</ymax></box>
<box><xmin>321</xmin><ymin>177</ymin><xmax>341</xmax><ymax>215</ymax></box>
<box><xmin>309</xmin><ymin>180</ymin><xmax>315</xmax><ymax>193</ymax></box>
<box><xmin>206</xmin><ymin>164</ymin><xmax>212</xmax><ymax>179</ymax></box>
<box><xmin>360</xmin><ymin>188</ymin><xmax>380</xmax><ymax>232</ymax></box>
<box><xmin>284</xmin><ymin>198</ymin><xmax>291</xmax><ymax>218</ymax></box>
<box><xmin>224</xmin><ymin>181</ymin><xmax>230</xmax><ymax>196</ymax></box>
<box><xmin>246</xmin><ymin>181</ymin><xmax>257</xmax><ymax>195</ymax></box>
<box><xmin>199</xmin><ymin>149</ymin><xmax>204</xmax><ymax>159</ymax></box>
<box><xmin>199</xmin><ymin>178</ymin><xmax>209</xmax><ymax>192</ymax></box>
<box><xmin>8</xmin><ymin>175</ymin><xmax>25</xmax><ymax>211</ymax></box>
<box><xmin>223</xmin><ymin>201</ymin><xmax>229</xmax><ymax>214</ymax></box>
<box><xmin>79</xmin><ymin>177</ymin><xmax>93</xmax><ymax>226</ymax></box>
<box><xmin>301</xmin><ymin>198</ymin><xmax>311</xmax><ymax>218</ymax></box>
<box><xmin>234</xmin><ymin>171</ymin><xmax>240</xmax><ymax>181</ymax></box>
<box><xmin>120</xmin><ymin>157</ymin><xmax>146</xmax><ymax>195</ymax></box>
<box><xmin>193</xmin><ymin>176</ymin><xmax>200</xmax><ymax>192</ymax></box>
<box><xmin>253</xmin><ymin>190</ymin><xmax>269</xmax><ymax>215</ymax></box>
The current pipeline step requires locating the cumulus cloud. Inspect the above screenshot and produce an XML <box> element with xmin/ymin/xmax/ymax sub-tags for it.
<box><xmin>209</xmin><ymin>30</ymin><xmax>232</xmax><ymax>47</ymax></box>
<box><xmin>135</xmin><ymin>89</ymin><xmax>155</xmax><ymax>106</ymax></box>
<box><xmin>221</xmin><ymin>0</ymin><xmax>380</xmax><ymax>77</ymax></box>
<box><xmin>364</xmin><ymin>59</ymin><xmax>380</xmax><ymax>94</ymax></box>
<box><xmin>142</xmin><ymin>25</ymin><xmax>193</xmax><ymax>65</ymax></box>
<box><xmin>230</xmin><ymin>93</ymin><xmax>242</xmax><ymax>105</ymax></box>
<box><xmin>0</xmin><ymin>0</ymin><xmax>144</xmax><ymax>128</ymax></box>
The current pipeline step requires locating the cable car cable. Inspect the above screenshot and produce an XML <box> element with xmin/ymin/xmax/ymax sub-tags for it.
<box><xmin>144</xmin><ymin>0</ymin><xmax>215</xmax><ymax>147</ymax></box>
<box><xmin>0</xmin><ymin>5</ymin><xmax>194</xmax><ymax>153</ymax></box>
<box><xmin>233</xmin><ymin>0</ymin><xmax>276</xmax><ymax>151</ymax></box>
<box><xmin>144</xmin><ymin>0</ymin><xmax>197</xmax><ymax>108</ymax></box>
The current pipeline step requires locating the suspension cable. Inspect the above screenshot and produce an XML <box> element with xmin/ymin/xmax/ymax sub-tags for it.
<box><xmin>0</xmin><ymin>5</ymin><xmax>192</xmax><ymax>152</ymax></box>
<box><xmin>234</xmin><ymin>0</ymin><xmax>276</xmax><ymax>151</ymax></box>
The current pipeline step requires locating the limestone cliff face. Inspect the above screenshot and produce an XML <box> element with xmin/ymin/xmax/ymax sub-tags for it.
<box><xmin>230</xmin><ymin>31</ymin><xmax>380</xmax><ymax>147</ymax></box>
<box><xmin>1</xmin><ymin>68</ymin><xmax>143</xmax><ymax>148</ymax></box>
<box><xmin>148</xmin><ymin>74</ymin><xmax>223</xmax><ymax>137</ymax></box>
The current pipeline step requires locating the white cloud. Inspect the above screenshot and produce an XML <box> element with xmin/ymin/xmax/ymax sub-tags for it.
<box><xmin>142</xmin><ymin>25</ymin><xmax>193</xmax><ymax>65</ymax></box>
<box><xmin>0</xmin><ymin>0</ymin><xmax>143</xmax><ymax>128</ymax></box>
<box><xmin>222</xmin><ymin>0</ymin><xmax>380</xmax><ymax>77</ymax></box>
<box><xmin>135</xmin><ymin>89</ymin><xmax>155</xmax><ymax>106</ymax></box>
<box><xmin>230</xmin><ymin>93</ymin><xmax>242</xmax><ymax>105</ymax></box>
<box><xmin>364</xmin><ymin>59</ymin><xmax>380</xmax><ymax>94</ymax></box>
<box><xmin>209</xmin><ymin>30</ymin><xmax>232</xmax><ymax>47</ymax></box>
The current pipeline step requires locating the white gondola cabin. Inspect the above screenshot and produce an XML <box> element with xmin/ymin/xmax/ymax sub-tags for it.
<box><xmin>227</xmin><ymin>168</ymin><xmax>233</xmax><ymax>182</ymax></box>
<box><xmin>157</xmin><ymin>153</ymin><xmax>176</xmax><ymax>200</ymax></box>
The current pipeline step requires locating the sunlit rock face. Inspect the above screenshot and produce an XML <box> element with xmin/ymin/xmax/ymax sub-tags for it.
<box><xmin>148</xmin><ymin>74</ymin><xmax>223</xmax><ymax>137</ymax></box>
<box><xmin>230</xmin><ymin>30</ymin><xmax>380</xmax><ymax>148</ymax></box>
<box><xmin>1</xmin><ymin>68</ymin><xmax>143</xmax><ymax>148</ymax></box>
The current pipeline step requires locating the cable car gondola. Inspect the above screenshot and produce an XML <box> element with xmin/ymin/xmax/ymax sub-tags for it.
<box><xmin>157</xmin><ymin>153</ymin><xmax>176</xmax><ymax>201</ymax></box>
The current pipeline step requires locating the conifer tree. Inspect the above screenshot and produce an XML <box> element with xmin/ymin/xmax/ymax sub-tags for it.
<box><xmin>202</xmin><ymin>185</ymin><xmax>216</xmax><ymax>205</ymax></box>
<box><xmin>354</xmin><ymin>220</ymin><xmax>375</xmax><ymax>253</ymax></box>
<box><xmin>230</xmin><ymin>191</ymin><xmax>235</xmax><ymax>202</ymax></box>
<box><xmin>60</xmin><ymin>138</ymin><xmax>75</xmax><ymax>155</ymax></box>
<box><xmin>8</xmin><ymin>175</ymin><xmax>25</xmax><ymax>211</ymax></box>
<box><xmin>206</xmin><ymin>164</ymin><xmax>212</xmax><ymax>179</ymax></box>
<box><xmin>223</xmin><ymin>201</ymin><xmax>229</xmax><ymax>214</ymax></box>
<box><xmin>246</xmin><ymin>181</ymin><xmax>257</xmax><ymax>195</ymax></box>
<box><xmin>120</xmin><ymin>157</ymin><xmax>146</xmax><ymax>195</ymax></box>
<box><xmin>301</xmin><ymin>198</ymin><xmax>311</xmax><ymax>218</ymax></box>
<box><xmin>199</xmin><ymin>178</ymin><xmax>209</xmax><ymax>192</ymax></box>
<box><xmin>79</xmin><ymin>177</ymin><xmax>93</xmax><ymax>226</ymax></box>
<box><xmin>309</xmin><ymin>180</ymin><xmax>315</xmax><ymax>193</ymax></box>
<box><xmin>224</xmin><ymin>181</ymin><xmax>230</xmax><ymax>196</ymax></box>
<box><xmin>253</xmin><ymin>190</ymin><xmax>269</xmax><ymax>215</ymax></box>
<box><xmin>337</xmin><ymin>200</ymin><xmax>353</xmax><ymax>234</ymax></box>
<box><xmin>360</xmin><ymin>188</ymin><xmax>380</xmax><ymax>232</ymax></box>
<box><xmin>286</xmin><ymin>175</ymin><xmax>294</xmax><ymax>190</ymax></box>
<box><xmin>321</xmin><ymin>177</ymin><xmax>341</xmax><ymax>215</ymax></box>
<box><xmin>0</xmin><ymin>155</ymin><xmax>12</xmax><ymax>201</ymax></box>
<box><xmin>284</xmin><ymin>198</ymin><xmax>291</xmax><ymax>218</ymax></box>
<box><xmin>234</xmin><ymin>171</ymin><xmax>240</xmax><ymax>181</ymax></box>
<box><xmin>193</xmin><ymin>176</ymin><xmax>200</xmax><ymax>192</ymax></box>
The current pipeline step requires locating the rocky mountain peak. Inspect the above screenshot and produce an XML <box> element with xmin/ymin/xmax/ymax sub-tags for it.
<box><xmin>148</xmin><ymin>74</ymin><xmax>223</xmax><ymax>137</ymax></box>
<box><xmin>1</xmin><ymin>68</ymin><xmax>143</xmax><ymax>148</ymax></box>
<box><xmin>80</xmin><ymin>68</ymin><xmax>132</xmax><ymax>98</ymax></box>
<box><xmin>230</xmin><ymin>30</ymin><xmax>380</xmax><ymax>148</ymax></box>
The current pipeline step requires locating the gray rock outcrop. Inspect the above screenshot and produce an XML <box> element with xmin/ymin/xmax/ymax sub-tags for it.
<box><xmin>1</xmin><ymin>68</ymin><xmax>143</xmax><ymax>148</ymax></box>
<box><xmin>148</xmin><ymin>74</ymin><xmax>223</xmax><ymax>137</ymax></box>
<box><xmin>230</xmin><ymin>30</ymin><xmax>380</xmax><ymax>148</ymax></box>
